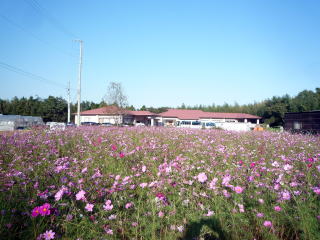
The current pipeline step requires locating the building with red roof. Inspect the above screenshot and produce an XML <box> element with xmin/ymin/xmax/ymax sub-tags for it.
<box><xmin>75</xmin><ymin>106</ymin><xmax>261</xmax><ymax>129</ymax></box>
<box><xmin>158</xmin><ymin>109</ymin><xmax>261</xmax><ymax>127</ymax></box>
<box><xmin>75</xmin><ymin>106</ymin><xmax>158</xmax><ymax>125</ymax></box>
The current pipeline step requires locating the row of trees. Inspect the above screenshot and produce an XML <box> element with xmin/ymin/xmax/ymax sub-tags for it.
<box><xmin>0</xmin><ymin>88</ymin><xmax>319</xmax><ymax>126</ymax></box>
<box><xmin>0</xmin><ymin>96</ymin><xmax>102</xmax><ymax>122</ymax></box>
<box><xmin>175</xmin><ymin>88</ymin><xmax>320</xmax><ymax>126</ymax></box>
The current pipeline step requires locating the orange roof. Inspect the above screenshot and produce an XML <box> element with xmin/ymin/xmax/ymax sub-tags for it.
<box><xmin>125</xmin><ymin>110</ymin><xmax>157</xmax><ymax>116</ymax></box>
<box><xmin>79</xmin><ymin>106</ymin><xmax>121</xmax><ymax>115</ymax></box>
<box><xmin>78</xmin><ymin>107</ymin><xmax>261</xmax><ymax>119</ymax></box>
<box><xmin>78</xmin><ymin>107</ymin><xmax>157</xmax><ymax>116</ymax></box>
<box><xmin>159</xmin><ymin>109</ymin><xmax>261</xmax><ymax>120</ymax></box>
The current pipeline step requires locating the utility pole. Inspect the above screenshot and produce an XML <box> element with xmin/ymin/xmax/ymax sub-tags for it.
<box><xmin>67</xmin><ymin>80</ymin><xmax>71</xmax><ymax>123</ymax></box>
<box><xmin>75</xmin><ymin>39</ymin><xmax>83</xmax><ymax>126</ymax></box>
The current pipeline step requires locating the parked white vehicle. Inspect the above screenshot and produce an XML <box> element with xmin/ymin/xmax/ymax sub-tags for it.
<box><xmin>202</xmin><ymin>122</ymin><xmax>216</xmax><ymax>129</ymax></box>
<box><xmin>215</xmin><ymin>122</ymin><xmax>252</xmax><ymax>132</ymax></box>
<box><xmin>176</xmin><ymin>120</ymin><xmax>203</xmax><ymax>129</ymax></box>
<box><xmin>46</xmin><ymin>122</ymin><xmax>66</xmax><ymax>131</ymax></box>
<box><xmin>135</xmin><ymin>122</ymin><xmax>145</xmax><ymax>126</ymax></box>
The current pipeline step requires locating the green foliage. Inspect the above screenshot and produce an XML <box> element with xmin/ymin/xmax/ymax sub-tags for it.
<box><xmin>1</xmin><ymin>88</ymin><xmax>319</xmax><ymax>125</ymax></box>
<box><xmin>0</xmin><ymin>96</ymin><xmax>99</xmax><ymax>122</ymax></box>
<box><xmin>177</xmin><ymin>88</ymin><xmax>320</xmax><ymax>126</ymax></box>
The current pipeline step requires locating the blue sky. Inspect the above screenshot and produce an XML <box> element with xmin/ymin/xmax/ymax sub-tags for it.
<box><xmin>0</xmin><ymin>0</ymin><xmax>319</xmax><ymax>108</ymax></box>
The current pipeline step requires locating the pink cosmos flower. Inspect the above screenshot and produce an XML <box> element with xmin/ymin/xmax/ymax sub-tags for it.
<box><xmin>158</xmin><ymin>211</ymin><xmax>164</xmax><ymax>218</ymax></box>
<box><xmin>205</xmin><ymin>210</ymin><xmax>214</xmax><ymax>217</ymax></box>
<box><xmin>85</xmin><ymin>203</ymin><xmax>94</xmax><ymax>212</ymax></box>
<box><xmin>111</xmin><ymin>145</ymin><xmax>117</xmax><ymax>151</ymax></box>
<box><xmin>281</xmin><ymin>190</ymin><xmax>291</xmax><ymax>200</ymax></box>
<box><xmin>39</xmin><ymin>203</ymin><xmax>51</xmax><ymax>216</ymax></box>
<box><xmin>119</xmin><ymin>152</ymin><xmax>125</xmax><ymax>158</ymax></box>
<box><xmin>108</xmin><ymin>214</ymin><xmax>117</xmax><ymax>220</ymax></box>
<box><xmin>42</xmin><ymin>230</ymin><xmax>55</xmax><ymax>240</ymax></box>
<box><xmin>312</xmin><ymin>187</ymin><xmax>320</xmax><ymax>195</ymax></box>
<box><xmin>222</xmin><ymin>189</ymin><xmax>231</xmax><ymax>198</ymax></box>
<box><xmin>197</xmin><ymin>172</ymin><xmax>208</xmax><ymax>183</ymax></box>
<box><xmin>76</xmin><ymin>190</ymin><xmax>86</xmax><ymax>201</ymax></box>
<box><xmin>274</xmin><ymin>206</ymin><xmax>282</xmax><ymax>212</ymax></box>
<box><xmin>234</xmin><ymin>186</ymin><xmax>244</xmax><ymax>194</ymax></box>
<box><xmin>125</xmin><ymin>202</ymin><xmax>134</xmax><ymax>209</ymax></box>
<box><xmin>105</xmin><ymin>228</ymin><xmax>113</xmax><ymax>235</ymax></box>
<box><xmin>103</xmin><ymin>200</ymin><xmax>113</xmax><ymax>211</ymax></box>
<box><xmin>31</xmin><ymin>206</ymin><xmax>41</xmax><ymax>217</ymax></box>
<box><xmin>177</xmin><ymin>225</ymin><xmax>184</xmax><ymax>232</ymax></box>
<box><xmin>209</xmin><ymin>178</ymin><xmax>218</xmax><ymax>189</ymax></box>
<box><xmin>238</xmin><ymin>204</ymin><xmax>245</xmax><ymax>213</ymax></box>
<box><xmin>55</xmin><ymin>186</ymin><xmax>68</xmax><ymax>201</ymax></box>
<box><xmin>263</xmin><ymin>220</ymin><xmax>272</xmax><ymax>228</ymax></box>
<box><xmin>283</xmin><ymin>164</ymin><xmax>293</xmax><ymax>171</ymax></box>
<box><xmin>256</xmin><ymin>213</ymin><xmax>264</xmax><ymax>218</ymax></box>
<box><xmin>222</xmin><ymin>175</ymin><xmax>231</xmax><ymax>186</ymax></box>
<box><xmin>139</xmin><ymin>183</ymin><xmax>148</xmax><ymax>188</ymax></box>
<box><xmin>142</xmin><ymin>165</ymin><xmax>147</xmax><ymax>172</ymax></box>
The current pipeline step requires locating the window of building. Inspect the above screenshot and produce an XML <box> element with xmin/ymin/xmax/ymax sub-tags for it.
<box><xmin>293</xmin><ymin>121</ymin><xmax>302</xmax><ymax>130</ymax></box>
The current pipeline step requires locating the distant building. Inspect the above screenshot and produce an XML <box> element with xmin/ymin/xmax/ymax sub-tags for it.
<box><xmin>75</xmin><ymin>107</ymin><xmax>261</xmax><ymax>130</ymax></box>
<box><xmin>0</xmin><ymin>115</ymin><xmax>44</xmax><ymax>131</ymax></box>
<box><xmin>74</xmin><ymin>106</ymin><xmax>158</xmax><ymax>126</ymax></box>
<box><xmin>284</xmin><ymin>110</ymin><xmax>320</xmax><ymax>133</ymax></box>
<box><xmin>158</xmin><ymin>109</ymin><xmax>261</xmax><ymax>127</ymax></box>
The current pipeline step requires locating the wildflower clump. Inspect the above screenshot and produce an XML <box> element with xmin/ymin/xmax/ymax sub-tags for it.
<box><xmin>0</xmin><ymin>127</ymin><xmax>319</xmax><ymax>239</ymax></box>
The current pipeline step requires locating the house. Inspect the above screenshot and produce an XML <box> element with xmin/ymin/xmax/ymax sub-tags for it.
<box><xmin>284</xmin><ymin>110</ymin><xmax>320</xmax><ymax>133</ymax></box>
<box><xmin>0</xmin><ymin>115</ymin><xmax>44</xmax><ymax>131</ymax></box>
<box><xmin>74</xmin><ymin>106</ymin><xmax>159</xmax><ymax>126</ymax></box>
<box><xmin>158</xmin><ymin>109</ymin><xmax>261</xmax><ymax>128</ymax></box>
<box><xmin>75</xmin><ymin>107</ymin><xmax>261</xmax><ymax>130</ymax></box>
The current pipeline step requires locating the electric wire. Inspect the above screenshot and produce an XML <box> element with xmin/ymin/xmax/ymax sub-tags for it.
<box><xmin>0</xmin><ymin>14</ymin><xmax>76</xmax><ymax>58</ymax></box>
<box><xmin>0</xmin><ymin>60</ymin><xmax>76</xmax><ymax>91</ymax></box>
<box><xmin>24</xmin><ymin>0</ymin><xmax>77</xmax><ymax>39</ymax></box>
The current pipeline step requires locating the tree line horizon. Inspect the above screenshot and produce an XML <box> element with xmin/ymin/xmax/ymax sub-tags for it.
<box><xmin>0</xmin><ymin>87</ymin><xmax>319</xmax><ymax>127</ymax></box>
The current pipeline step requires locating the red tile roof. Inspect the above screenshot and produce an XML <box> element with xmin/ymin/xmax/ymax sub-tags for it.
<box><xmin>159</xmin><ymin>109</ymin><xmax>206</xmax><ymax>120</ymax></box>
<box><xmin>159</xmin><ymin>109</ymin><xmax>261</xmax><ymax>120</ymax></box>
<box><xmin>200</xmin><ymin>112</ymin><xmax>262</xmax><ymax>119</ymax></box>
<box><xmin>79</xmin><ymin>107</ymin><xmax>261</xmax><ymax>119</ymax></box>
<box><xmin>79</xmin><ymin>106</ymin><xmax>121</xmax><ymax>115</ymax></box>
<box><xmin>79</xmin><ymin>107</ymin><xmax>156</xmax><ymax>116</ymax></box>
<box><xmin>125</xmin><ymin>110</ymin><xmax>157</xmax><ymax>116</ymax></box>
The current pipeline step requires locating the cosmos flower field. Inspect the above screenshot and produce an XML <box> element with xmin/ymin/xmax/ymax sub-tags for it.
<box><xmin>1</xmin><ymin>127</ymin><xmax>320</xmax><ymax>240</ymax></box>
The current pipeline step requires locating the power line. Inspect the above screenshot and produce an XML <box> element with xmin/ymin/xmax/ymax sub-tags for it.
<box><xmin>0</xmin><ymin>60</ymin><xmax>75</xmax><ymax>90</ymax></box>
<box><xmin>24</xmin><ymin>0</ymin><xmax>77</xmax><ymax>39</ymax></box>
<box><xmin>0</xmin><ymin>13</ymin><xmax>76</xmax><ymax>58</ymax></box>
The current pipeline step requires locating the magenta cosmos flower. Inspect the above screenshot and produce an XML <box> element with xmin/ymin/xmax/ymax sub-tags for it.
<box><xmin>31</xmin><ymin>206</ymin><xmax>41</xmax><ymax>217</ymax></box>
<box><xmin>39</xmin><ymin>203</ymin><xmax>51</xmax><ymax>216</ymax></box>
<box><xmin>125</xmin><ymin>202</ymin><xmax>134</xmax><ymax>209</ymax></box>
<box><xmin>274</xmin><ymin>206</ymin><xmax>282</xmax><ymax>212</ymax></box>
<box><xmin>263</xmin><ymin>220</ymin><xmax>272</xmax><ymax>228</ymax></box>
<box><xmin>197</xmin><ymin>172</ymin><xmax>208</xmax><ymax>183</ymax></box>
